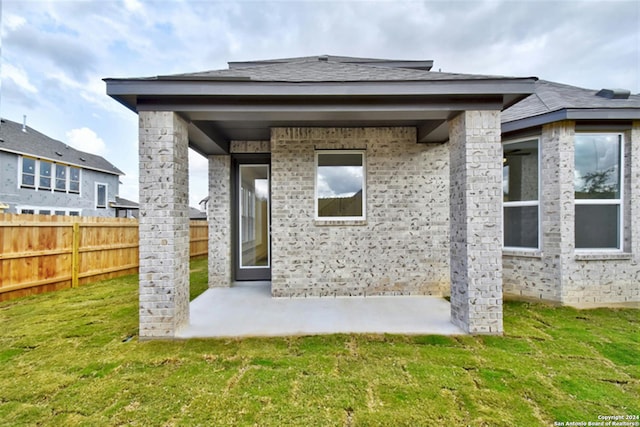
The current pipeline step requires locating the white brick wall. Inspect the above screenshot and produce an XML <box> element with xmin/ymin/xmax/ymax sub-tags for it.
<box><xmin>208</xmin><ymin>155</ymin><xmax>232</xmax><ymax>287</ymax></box>
<box><xmin>269</xmin><ymin>127</ymin><xmax>450</xmax><ymax>298</ymax></box>
<box><xmin>138</xmin><ymin>111</ymin><xmax>190</xmax><ymax>338</ymax></box>
<box><xmin>448</xmin><ymin>111</ymin><xmax>504</xmax><ymax>334</ymax></box>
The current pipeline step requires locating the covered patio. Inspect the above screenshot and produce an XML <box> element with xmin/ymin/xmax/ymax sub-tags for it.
<box><xmin>177</xmin><ymin>282</ymin><xmax>464</xmax><ymax>338</ymax></box>
<box><xmin>105</xmin><ymin>56</ymin><xmax>537</xmax><ymax>339</ymax></box>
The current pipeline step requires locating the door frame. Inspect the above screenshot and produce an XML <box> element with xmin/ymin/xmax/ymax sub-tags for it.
<box><xmin>232</xmin><ymin>154</ymin><xmax>271</xmax><ymax>281</ymax></box>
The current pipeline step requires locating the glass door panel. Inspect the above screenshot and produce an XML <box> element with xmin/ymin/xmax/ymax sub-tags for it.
<box><xmin>239</xmin><ymin>164</ymin><xmax>270</xmax><ymax>269</ymax></box>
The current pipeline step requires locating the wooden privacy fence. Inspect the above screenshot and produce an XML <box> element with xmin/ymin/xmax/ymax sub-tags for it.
<box><xmin>0</xmin><ymin>213</ymin><xmax>208</xmax><ymax>301</ymax></box>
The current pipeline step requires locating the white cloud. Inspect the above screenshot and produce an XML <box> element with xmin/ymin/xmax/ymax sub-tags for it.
<box><xmin>2</xmin><ymin>13</ymin><xmax>26</xmax><ymax>33</ymax></box>
<box><xmin>1</xmin><ymin>63</ymin><xmax>38</xmax><ymax>93</ymax></box>
<box><xmin>65</xmin><ymin>127</ymin><xmax>107</xmax><ymax>156</ymax></box>
<box><xmin>123</xmin><ymin>0</ymin><xmax>144</xmax><ymax>13</ymax></box>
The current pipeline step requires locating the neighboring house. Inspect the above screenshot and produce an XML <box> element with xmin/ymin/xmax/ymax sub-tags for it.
<box><xmin>105</xmin><ymin>55</ymin><xmax>640</xmax><ymax>339</ymax></box>
<box><xmin>189</xmin><ymin>206</ymin><xmax>207</xmax><ymax>220</ymax></box>
<box><xmin>112</xmin><ymin>196</ymin><xmax>139</xmax><ymax>218</ymax></box>
<box><xmin>0</xmin><ymin>118</ymin><xmax>124</xmax><ymax>217</ymax></box>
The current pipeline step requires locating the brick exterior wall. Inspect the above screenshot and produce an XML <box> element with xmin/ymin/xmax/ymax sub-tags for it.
<box><xmin>448</xmin><ymin>111</ymin><xmax>504</xmax><ymax>334</ymax></box>
<box><xmin>230</xmin><ymin>140</ymin><xmax>271</xmax><ymax>154</ymax></box>
<box><xmin>269</xmin><ymin>127</ymin><xmax>450</xmax><ymax>298</ymax></box>
<box><xmin>138</xmin><ymin>111</ymin><xmax>190</xmax><ymax>338</ymax></box>
<box><xmin>503</xmin><ymin>120</ymin><xmax>640</xmax><ymax>307</ymax></box>
<box><xmin>208</xmin><ymin>155</ymin><xmax>232</xmax><ymax>287</ymax></box>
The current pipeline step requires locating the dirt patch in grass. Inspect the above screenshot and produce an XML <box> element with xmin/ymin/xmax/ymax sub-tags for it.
<box><xmin>0</xmin><ymin>269</ymin><xmax>638</xmax><ymax>426</ymax></box>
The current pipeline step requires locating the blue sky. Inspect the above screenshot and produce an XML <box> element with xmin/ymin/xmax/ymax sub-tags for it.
<box><xmin>1</xmin><ymin>0</ymin><xmax>638</xmax><ymax>206</ymax></box>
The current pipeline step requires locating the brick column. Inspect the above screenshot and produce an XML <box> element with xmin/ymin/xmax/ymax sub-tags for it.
<box><xmin>448</xmin><ymin>111</ymin><xmax>503</xmax><ymax>334</ymax></box>
<box><xmin>541</xmin><ymin>121</ymin><xmax>575</xmax><ymax>302</ymax></box>
<box><xmin>208</xmin><ymin>155</ymin><xmax>232</xmax><ymax>287</ymax></box>
<box><xmin>138</xmin><ymin>111</ymin><xmax>190</xmax><ymax>338</ymax></box>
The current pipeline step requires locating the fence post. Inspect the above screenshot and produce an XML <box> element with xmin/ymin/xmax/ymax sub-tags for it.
<box><xmin>71</xmin><ymin>222</ymin><xmax>80</xmax><ymax>288</ymax></box>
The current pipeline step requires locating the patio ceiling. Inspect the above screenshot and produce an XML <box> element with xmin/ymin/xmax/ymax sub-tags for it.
<box><xmin>105</xmin><ymin>77</ymin><xmax>537</xmax><ymax>155</ymax></box>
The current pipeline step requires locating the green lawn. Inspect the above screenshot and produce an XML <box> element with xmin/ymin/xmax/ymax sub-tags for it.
<box><xmin>0</xmin><ymin>258</ymin><xmax>638</xmax><ymax>426</ymax></box>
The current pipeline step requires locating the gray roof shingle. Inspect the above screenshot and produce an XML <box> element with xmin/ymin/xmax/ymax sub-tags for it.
<box><xmin>502</xmin><ymin>80</ymin><xmax>640</xmax><ymax>123</ymax></box>
<box><xmin>153</xmin><ymin>56</ymin><xmax>523</xmax><ymax>83</ymax></box>
<box><xmin>0</xmin><ymin>118</ymin><xmax>123</xmax><ymax>175</ymax></box>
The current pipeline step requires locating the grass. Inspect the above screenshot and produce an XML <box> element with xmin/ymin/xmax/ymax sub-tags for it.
<box><xmin>0</xmin><ymin>258</ymin><xmax>638</xmax><ymax>426</ymax></box>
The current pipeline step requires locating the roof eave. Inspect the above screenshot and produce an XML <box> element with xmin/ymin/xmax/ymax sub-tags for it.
<box><xmin>502</xmin><ymin>108</ymin><xmax>640</xmax><ymax>133</ymax></box>
<box><xmin>105</xmin><ymin>78</ymin><xmax>537</xmax><ymax>112</ymax></box>
<box><xmin>0</xmin><ymin>146</ymin><xmax>123</xmax><ymax>176</ymax></box>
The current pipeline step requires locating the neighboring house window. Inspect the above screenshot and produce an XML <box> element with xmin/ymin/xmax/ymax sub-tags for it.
<box><xmin>96</xmin><ymin>183</ymin><xmax>107</xmax><ymax>208</ymax></box>
<box><xmin>18</xmin><ymin>157</ymin><xmax>81</xmax><ymax>194</ymax></box>
<box><xmin>40</xmin><ymin>161</ymin><xmax>52</xmax><ymax>189</ymax></box>
<box><xmin>315</xmin><ymin>151</ymin><xmax>366</xmax><ymax>220</ymax></box>
<box><xmin>69</xmin><ymin>167</ymin><xmax>80</xmax><ymax>194</ymax></box>
<box><xmin>55</xmin><ymin>164</ymin><xmax>67</xmax><ymax>191</ymax></box>
<box><xmin>503</xmin><ymin>139</ymin><xmax>540</xmax><ymax>249</ymax></box>
<box><xmin>18</xmin><ymin>207</ymin><xmax>81</xmax><ymax>216</ymax></box>
<box><xmin>574</xmin><ymin>133</ymin><xmax>623</xmax><ymax>250</ymax></box>
<box><xmin>21</xmin><ymin>157</ymin><xmax>36</xmax><ymax>188</ymax></box>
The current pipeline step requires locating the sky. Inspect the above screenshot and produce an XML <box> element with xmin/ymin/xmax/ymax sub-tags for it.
<box><xmin>1</xmin><ymin>0</ymin><xmax>638</xmax><ymax>207</ymax></box>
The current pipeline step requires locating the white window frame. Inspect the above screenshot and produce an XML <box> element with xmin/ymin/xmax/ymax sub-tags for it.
<box><xmin>502</xmin><ymin>137</ymin><xmax>541</xmax><ymax>251</ymax></box>
<box><xmin>20</xmin><ymin>156</ymin><xmax>37</xmax><ymax>189</ymax></box>
<box><xmin>18</xmin><ymin>157</ymin><xmax>81</xmax><ymax>195</ymax></box>
<box><xmin>95</xmin><ymin>183</ymin><xmax>108</xmax><ymax>209</ymax></box>
<box><xmin>17</xmin><ymin>206</ymin><xmax>82</xmax><ymax>216</ymax></box>
<box><xmin>39</xmin><ymin>160</ymin><xmax>53</xmax><ymax>190</ymax></box>
<box><xmin>54</xmin><ymin>163</ymin><xmax>68</xmax><ymax>192</ymax></box>
<box><xmin>314</xmin><ymin>150</ymin><xmax>366</xmax><ymax>221</ymax></box>
<box><xmin>69</xmin><ymin>166</ymin><xmax>81</xmax><ymax>194</ymax></box>
<box><xmin>574</xmin><ymin>132</ymin><xmax>624</xmax><ymax>252</ymax></box>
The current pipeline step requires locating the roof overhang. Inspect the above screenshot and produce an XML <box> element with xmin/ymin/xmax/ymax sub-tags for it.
<box><xmin>502</xmin><ymin>108</ymin><xmax>640</xmax><ymax>133</ymax></box>
<box><xmin>0</xmin><ymin>146</ymin><xmax>123</xmax><ymax>176</ymax></box>
<box><xmin>105</xmin><ymin>78</ymin><xmax>537</xmax><ymax>153</ymax></box>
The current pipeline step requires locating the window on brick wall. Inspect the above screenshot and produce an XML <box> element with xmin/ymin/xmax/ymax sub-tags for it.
<box><xmin>575</xmin><ymin>133</ymin><xmax>623</xmax><ymax>250</ymax></box>
<box><xmin>503</xmin><ymin>138</ymin><xmax>540</xmax><ymax>249</ymax></box>
<box><xmin>315</xmin><ymin>151</ymin><xmax>366</xmax><ymax>220</ymax></box>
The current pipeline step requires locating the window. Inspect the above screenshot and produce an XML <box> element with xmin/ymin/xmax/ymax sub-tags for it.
<box><xmin>503</xmin><ymin>139</ymin><xmax>540</xmax><ymax>249</ymax></box>
<box><xmin>96</xmin><ymin>183</ymin><xmax>107</xmax><ymax>208</ymax></box>
<box><xmin>574</xmin><ymin>133</ymin><xmax>623</xmax><ymax>250</ymax></box>
<box><xmin>315</xmin><ymin>151</ymin><xmax>366</xmax><ymax>220</ymax></box>
<box><xmin>21</xmin><ymin>157</ymin><xmax>36</xmax><ymax>188</ymax></box>
<box><xmin>55</xmin><ymin>164</ymin><xmax>67</xmax><ymax>191</ymax></box>
<box><xmin>40</xmin><ymin>161</ymin><xmax>52</xmax><ymax>189</ymax></box>
<box><xmin>20</xmin><ymin>209</ymin><xmax>35</xmax><ymax>215</ymax></box>
<box><xmin>19</xmin><ymin>157</ymin><xmax>81</xmax><ymax>194</ymax></box>
<box><xmin>69</xmin><ymin>167</ymin><xmax>80</xmax><ymax>193</ymax></box>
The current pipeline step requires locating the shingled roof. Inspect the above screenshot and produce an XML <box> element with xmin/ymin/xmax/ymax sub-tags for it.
<box><xmin>503</xmin><ymin>80</ymin><xmax>640</xmax><ymax>126</ymax></box>
<box><xmin>150</xmin><ymin>55</ymin><xmax>521</xmax><ymax>83</ymax></box>
<box><xmin>0</xmin><ymin>118</ymin><xmax>123</xmax><ymax>176</ymax></box>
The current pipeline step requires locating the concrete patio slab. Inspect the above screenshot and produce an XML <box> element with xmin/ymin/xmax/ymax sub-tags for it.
<box><xmin>176</xmin><ymin>282</ymin><xmax>465</xmax><ymax>338</ymax></box>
